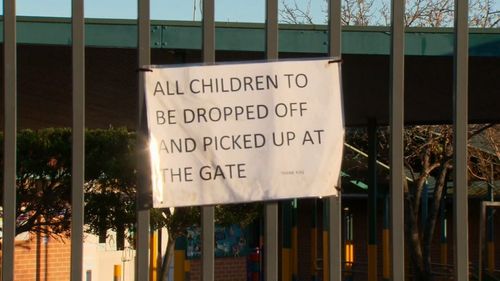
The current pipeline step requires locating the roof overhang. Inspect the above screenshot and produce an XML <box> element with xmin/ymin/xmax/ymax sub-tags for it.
<box><xmin>1</xmin><ymin>17</ymin><xmax>499</xmax><ymax>128</ymax></box>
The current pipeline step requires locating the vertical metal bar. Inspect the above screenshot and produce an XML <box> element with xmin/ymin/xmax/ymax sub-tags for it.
<box><xmin>329</xmin><ymin>187</ymin><xmax>341</xmax><ymax>281</ymax></box>
<box><xmin>328</xmin><ymin>0</ymin><xmax>341</xmax><ymax>57</ymax></box>
<box><xmin>2</xmin><ymin>0</ymin><xmax>16</xmax><ymax>280</ymax></box>
<box><xmin>266</xmin><ymin>0</ymin><xmax>278</xmax><ymax>59</ymax></box>
<box><xmin>201</xmin><ymin>206</ymin><xmax>214</xmax><ymax>281</ymax></box>
<box><xmin>265</xmin><ymin>204</ymin><xmax>279</xmax><ymax>280</ymax></box>
<box><xmin>479</xmin><ymin>202</ymin><xmax>485</xmax><ymax>281</ymax></box>
<box><xmin>292</xmin><ymin>199</ymin><xmax>298</xmax><ymax>280</ymax></box>
<box><xmin>203</xmin><ymin>0</ymin><xmax>215</xmax><ymax>64</ymax></box>
<box><xmin>487</xmin><ymin>165</ymin><xmax>495</xmax><ymax>275</ymax></box>
<box><xmin>479</xmin><ymin>202</ymin><xmax>500</xmax><ymax>281</ymax></box>
<box><xmin>71</xmin><ymin>0</ymin><xmax>85</xmax><ymax>280</ymax></box>
<box><xmin>201</xmin><ymin>0</ymin><xmax>215</xmax><ymax>280</ymax></box>
<box><xmin>265</xmin><ymin>1</ymin><xmax>279</xmax><ymax>280</ymax></box>
<box><xmin>453</xmin><ymin>0</ymin><xmax>469</xmax><ymax>278</ymax></box>
<box><xmin>390</xmin><ymin>0</ymin><xmax>405</xmax><ymax>277</ymax></box>
<box><xmin>311</xmin><ymin>200</ymin><xmax>318</xmax><ymax>281</ymax></box>
<box><xmin>281</xmin><ymin>201</ymin><xmax>292</xmax><ymax>281</ymax></box>
<box><xmin>368</xmin><ymin>119</ymin><xmax>378</xmax><ymax>281</ymax></box>
<box><xmin>322</xmin><ymin>200</ymin><xmax>329</xmax><ymax>281</ymax></box>
<box><xmin>328</xmin><ymin>0</ymin><xmax>342</xmax><ymax>279</ymax></box>
<box><xmin>440</xmin><ymin>196</ymin><xmax>448</xmax><ymax>269</ymax></box>
<box><xmin>137</xmin><ymin>0</ymin><xmax>151</xmax><ymax>280</ymax></box>
<box><xmin>383</xmin><ymin>195</ymin><xmax>390</xmax><ymax>280</ymax></box>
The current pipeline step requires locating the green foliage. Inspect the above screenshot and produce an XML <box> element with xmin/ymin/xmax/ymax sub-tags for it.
<box><xmin>215</xmin><ymin>203</ymin><xmax>262</xmax><ymax>227</ymax></box>
<box><xmin>15</xmin><ymin>128</ymin><xmax>73</xmax><ymax>235</ymax></box>
<box><xmin>158</xmin><ymin>203</ymin><xmax>262</xmax><ymax>244</ymax></box>
<box><xmin>84</xmin><ymin>128</ymin><xmax>137</xmax><ymax>249</ymax></box>
<box><xmin>0</xmin><ymin>128</ymin><xmax>138</xmax><ymax>242</ymax></box>
<box><xmin>1</xmin><ymin>127</ymin><xmax>261</xmax><ymax>250</ymax></box>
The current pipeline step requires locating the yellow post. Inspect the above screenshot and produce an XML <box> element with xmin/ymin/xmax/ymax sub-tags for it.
<box><xmin>322</xmin><ymin>231</ymin><xmax>329</xmax><ymax>281</ymax></box>
<box><xmin>282</xmin><ymin>201</ymin><xmax>292</xmax><ymax>281</ymax></box>
<box><xmin>149</xmin><ymin>231</ymin><xmax>158</xmax><ymax>281</ymax></box>
<box><xmin>440</xmin><ymin>243</ymin><xmax>447</xmax><ymax>266</ymax></box>
<box><xmin>114</xmin><ymin>264</ymin><xmax>122</xmax><ymax>281</ymax></box>
<box><xmin>368</xmin><ymin>244</ymin><xmax>377</xmax><ymax>281</ymax></box>
<box><xmin>292</xmin><ymin>200</ymin><xmax>298</xmax><ymax>280</ymax></box>
<box><xmin>311</xmin><ymin>200</ymin><xmax>318</xmax><ymax>280</ymax></box>
<box><xmin>282</xmin><ymin>248</ymin><xmax>291</xmax><ymax>281</ymax></box>
<box><xmin>488</xmin><ymin>241</ymin><xmax>495</xmax><ymax>274</ymax></box>
<box><xmin>383</xmin><ymin>229</ymin><xmax>390</xmax><ymax>280</ymax></box>
<box><xmin>174</xmin><ymin>251</ymin><xmax>186</xmax><ymax>281</ymax></box>
<box><xmin>174</xmin><ymin>236</ymin><xmax>186</xmax><ymax>281</ymax></box>
<box><xmin>345</xmin><ymin>242</ymin><xmax>354</xmax><ymax>270</ymax></box>
<box><xmin>439</xmin><ymin>243</ymin><xmax>447</xmax><ymax>281</ymax></box>
<box><xmin>382</xmin><ymin>196</ymin><xmax>390</xmax><ymax>280</ymax></box>
<box><xmin>292</xmin><ymin>227</ymin><xmax>298</xmax><ymax>276</ymax></box>
<box><xmin>311</xmin><ymin>228</ymin><xmax>318</xmax><ymax>280</ymax></box>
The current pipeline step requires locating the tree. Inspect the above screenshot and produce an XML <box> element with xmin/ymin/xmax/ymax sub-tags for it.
<box><xmin>401</xmin><ymin>126</ymin><xmax>454</xmax><ymax>281</ymax></box>
<box><xmin>84</xmin><ymin>128</ymin><xmax>138</xmax><ymax>250</ymax></box>
<box><xmin>0</xmin><ymin>128</ymin><xmax>141</xmax><ymax>246</ymax></box>
<box><xmin>403</xmin><ymin>125</ymin><xmax>499</xmax><ymax>280</ymax></box>
<box><xmin>280</xmin><ymin>0</ymin><xmax>316</xmax><ymax>24</ymax></box>
<box><xmin>279</xmin><ymin>0</ymin><xmax>500</xmax><ymax>27</ymax></box>
<box><xmin>0</xmin><ymin>128</ymin><xmax>261</xmax><ymax>281</ymax></box>
<box><xmin>468</xmin><ymin>124</ymin><xmax>500</xmax><ymax>184</ymax></box>
<box><xmin>158</xmin><ymin>203</ymin><xmax>261</xmax><ymax>281</ymax></box>
<box><xmin>281</xmin><ymin>1</ymin><xmax>498</xmax><ymax>279</ymax></box>
<box><xmin>0</xmin><ymin>129</ymin><xmax>73</xmax><ymax>236</ymax></box>
<box><xmin>346</xmin><ymin>125</ymin><xmax>499</xmax><ymax>280</ymax></box>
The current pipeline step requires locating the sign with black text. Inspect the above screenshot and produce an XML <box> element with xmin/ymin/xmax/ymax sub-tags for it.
<box><xmin>144</xmin><ymin>59</ymin><xmax>344</xmax><ymax>207</ymax></box>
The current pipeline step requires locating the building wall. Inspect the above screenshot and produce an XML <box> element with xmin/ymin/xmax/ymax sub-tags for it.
<box><xmin>83</xmin><ymin>232</ymin><xmax>136</xmax><ymax>281</ymax></box>
<box><xmin>189</xmin><ymin>257</ymin><xmax>247</xmax><ymax>281</ymax></box>
<box><xmin>7</xmin><ymin>231</ymin><xmax>137</xmax><ymax>281</ymax></box>
<box><xmin>13</xmin><ymin>233</ymin><xmax>71</xmax><ymax>281</ymax></box>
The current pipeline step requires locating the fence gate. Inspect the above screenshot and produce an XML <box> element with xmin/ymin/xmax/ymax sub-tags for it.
<box><xmin>2</xmin><ymin>0</ymin><xmax>471</xmax><ymax>280</ymax></box>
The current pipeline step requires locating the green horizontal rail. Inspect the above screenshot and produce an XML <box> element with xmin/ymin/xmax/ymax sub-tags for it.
<box><xmin>0</xmin><ymin>16</ymin><xmax>499</xmax><ymax>56</ymax></box>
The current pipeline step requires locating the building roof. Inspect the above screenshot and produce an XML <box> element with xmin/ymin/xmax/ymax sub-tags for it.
<box><xmin>4</xmin><ymin>16</ymin><xmax>500</xmax><ymax>57</ymax></box>
<box><xmin>1</xmin><ymin>17</ymin><xmax>499</xmax><ymax>128</ymax></box>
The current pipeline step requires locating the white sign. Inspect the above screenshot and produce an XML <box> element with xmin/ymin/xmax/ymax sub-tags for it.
<box><xmin>144</xmin><ymin>59</ymin><xmax>344</xmax><ymax>207</ymax></box>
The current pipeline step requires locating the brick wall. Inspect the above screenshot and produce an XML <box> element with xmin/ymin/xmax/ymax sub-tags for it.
<box><xmin>189</xmin><ymin>257</ymin><xmax>247</xmax><ymax>281</ymax></box>
<box><xmin>10</xmin><ymin>233</ymin><xmax>71</xmax><ymax>281</ymax></box>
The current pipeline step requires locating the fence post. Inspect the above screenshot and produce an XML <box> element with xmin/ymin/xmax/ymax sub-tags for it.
<box><xmin>327</xmin><ymin>0</ymin><xmax>342</xmax><ymax>279</ymax></box>
<box><xmin>2</xmin><ymin>0</ymin><xmax>17</xmax><ymax>279</ymax></box>
<box><xmin>368</xmin><ymin>119</ymin><xmax>378</xmax><ymax>281</ymax></box>
<box><xmin>265</xmin><ymin>1</ymin><xmax>279</xmax><ymax>280</ymax></box>
<box><xmin>137</xmin><ymin>0</ymin><xmax>152</xmax><ymax>280</ymax></box>
<box><xmin>453</xmin><ymin>0</ymin><xmax>469</xmax><ymax>279</ymax></box>
<box><xmin>390</xmin><ymin>0</ymin><xmax>406</xmax><ymax>277</ymax></box>
<box><xmin>71</xmin><ymin>0</ymin><xmax>85</xmax><ymax>279</ymax></box>
<box><xmin>201</xmin><ymin>0</ymin><xmax>216</xmax><ymax>280</ymax></box>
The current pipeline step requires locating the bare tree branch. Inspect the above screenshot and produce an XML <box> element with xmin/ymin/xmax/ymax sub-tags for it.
<box><xmin>280</xmin><ymin>0</ymin><xmax>498</xmax><ymax>27</ymax></box>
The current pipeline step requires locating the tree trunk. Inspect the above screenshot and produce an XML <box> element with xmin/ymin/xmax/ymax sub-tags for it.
<box><xmin>160</xmin><ymin>235</ymin><xmax>176</xmax><ymax>281</ymax></box>
<box><xmin>98</xmin><ymin>224</ymin><xmax>107</xmax><ymax>243</ymax></box>
<box><xmin>422</xmin><ymin>164</ymin><xmax>450</xmax><ymax>281</ymax></box>
<box><xmin>116</xmin><ymin>224</ymin><xmax>125</xmax><ymax>250</ymax></box>
<box><xmin>405</xmin><ymin>191</ymin><xmax>433</xmax><ymax>281</ymax></box>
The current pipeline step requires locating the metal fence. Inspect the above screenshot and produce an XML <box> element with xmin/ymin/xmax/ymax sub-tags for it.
<box><xmin>2</xmin><ymin>0</ymin><xmax>470</xmax><ymax>280</ymax></box>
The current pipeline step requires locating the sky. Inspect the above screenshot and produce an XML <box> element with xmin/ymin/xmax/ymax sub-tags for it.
<box><xmin>3</xmin><ymin>0</ymin><xmax>499</xmax><ymax>25</ymax></box>
<box><xmin>3</xmin><ymin>0</ymin><xmax>327</xmax><ymax>23</ymax></box>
